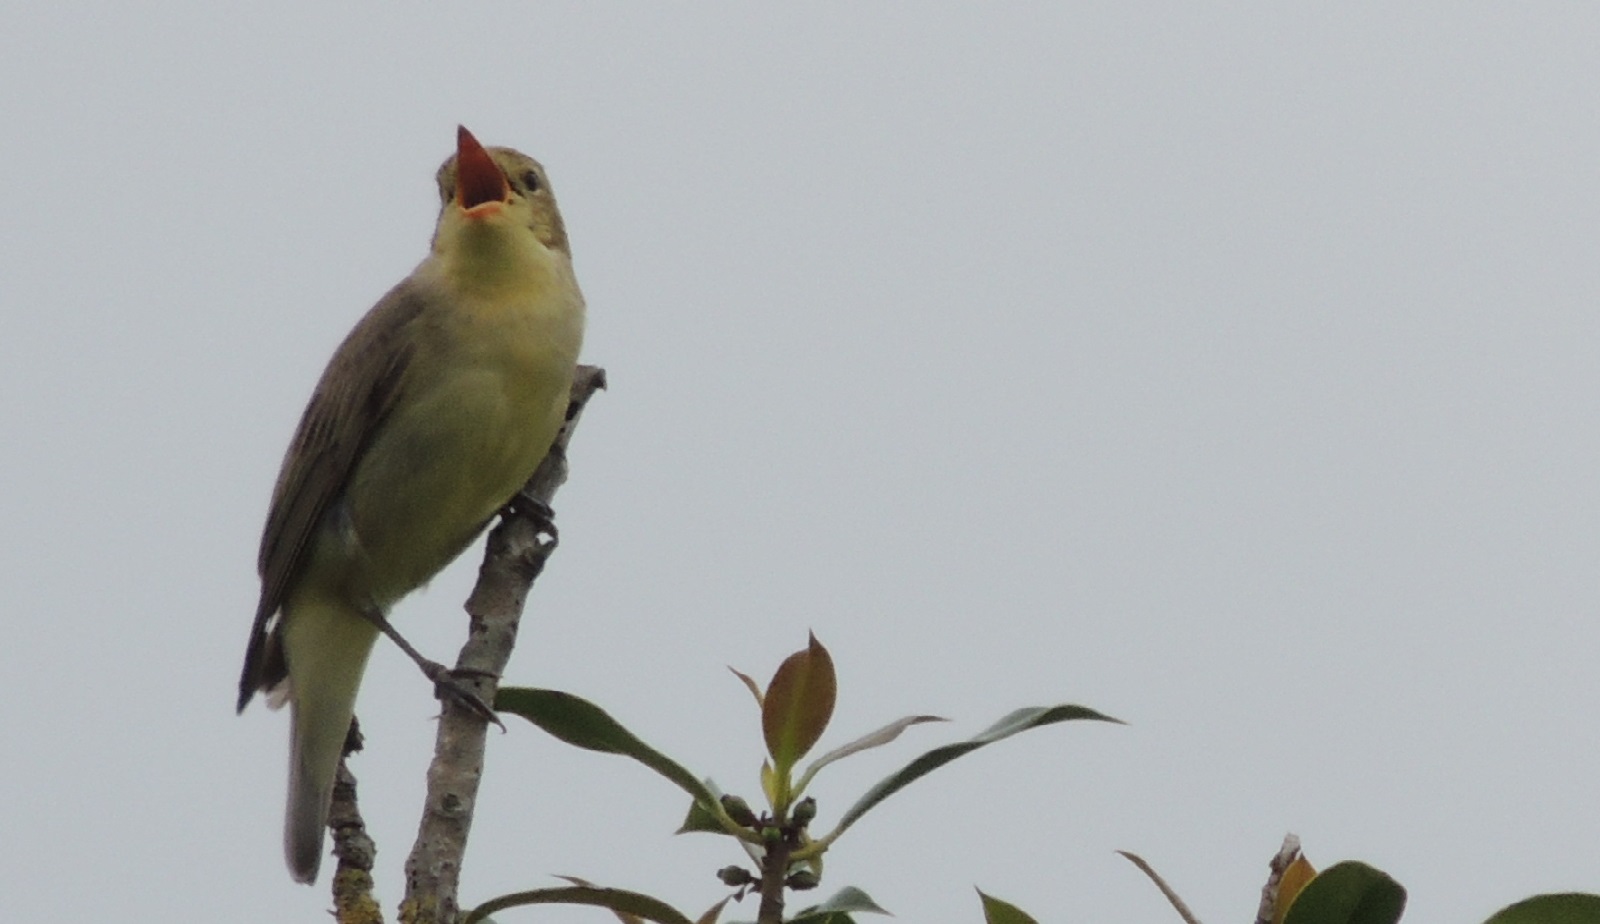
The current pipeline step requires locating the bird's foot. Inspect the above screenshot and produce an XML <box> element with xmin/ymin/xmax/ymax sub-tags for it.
<box><xmin>503</xmin><ymin>493</ymin><xmax>559</xmax><ymax>544</ymax></box>
<box><xmin>357</xmin><ymin>606</ymin><xmax>506</xmax><ymax>729</ymax></box>
<box><xmin>421</xmin><ymin>660</ymin><xmax>505</xmax><ymax>729</ymax></box>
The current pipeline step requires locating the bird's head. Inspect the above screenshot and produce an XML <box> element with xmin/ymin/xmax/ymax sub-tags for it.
<box><xmin>431</xmin><ymin>126</ymin><xmax>571</xmax><ymax>271</ymax></box>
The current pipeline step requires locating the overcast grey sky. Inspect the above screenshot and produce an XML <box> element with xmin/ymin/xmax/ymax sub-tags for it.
<box><xmin>3</xmin><ymin>4</ymin><xmax>1598</xmax><ymax>922</ymax></box>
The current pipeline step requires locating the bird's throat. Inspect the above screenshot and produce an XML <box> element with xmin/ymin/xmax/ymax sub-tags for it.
<box><xmin>441</xmin><ymin>220</ymin><xmax>558</xmax><ymax>297</ymax></box>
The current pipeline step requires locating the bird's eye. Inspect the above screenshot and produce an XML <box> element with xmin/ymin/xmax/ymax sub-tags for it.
<box><xmin>521</xmin><ymin>170</ymin><xmax>540</xmax><ymax>193</ymax></box>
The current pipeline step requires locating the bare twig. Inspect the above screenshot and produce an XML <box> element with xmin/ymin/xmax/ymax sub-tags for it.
<box><xmin>1117</xmin><ymin>850</ymin><xmax>1203</xmax><ymax>924</ymax></box>
<box><xmin>399</xmin><ymin>365</ymin><xmax>607</xmax><ymax>924</ymax></box>
<box><xmin>329</xmin><ymin>717</ymin><xmax>383</xmax><ymax>924</ymax></box>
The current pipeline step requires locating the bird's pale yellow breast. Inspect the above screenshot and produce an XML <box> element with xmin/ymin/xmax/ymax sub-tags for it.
<box><xmin>334</xmin><ymin>261</ymin><xmax>581</xmax><ymax>603</ymax></box>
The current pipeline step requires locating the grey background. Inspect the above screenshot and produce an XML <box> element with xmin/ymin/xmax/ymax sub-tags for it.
<box><xmin>3</xmin><ymin>4</ymin><xmax>1596</xmax><ymax>922</ymax></box>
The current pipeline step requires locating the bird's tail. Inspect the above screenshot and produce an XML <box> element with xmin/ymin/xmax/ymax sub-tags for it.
<box><xmin>281</xmin><ymin>598</ymin><xmax>380</xmax><ymax>884</ymax></box>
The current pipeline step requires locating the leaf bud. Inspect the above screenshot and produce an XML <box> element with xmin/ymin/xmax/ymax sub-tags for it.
<box><xmin>720</xmin><ymin>794</ymin><xmax>759</xmax><ymax>828</ymax></box>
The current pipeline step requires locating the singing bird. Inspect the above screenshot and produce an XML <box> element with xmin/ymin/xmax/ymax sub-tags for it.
<box><xmin>236</xmin><ymin>126</ymin><xmax>585</xmax><ymax>884</ymax></box>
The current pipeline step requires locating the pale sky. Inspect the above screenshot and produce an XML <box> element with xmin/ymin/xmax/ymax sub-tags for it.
<box><xmin>4</xmin><ymin>5</ymin><xmax>1598</xmax><ymax>923</ymax></box>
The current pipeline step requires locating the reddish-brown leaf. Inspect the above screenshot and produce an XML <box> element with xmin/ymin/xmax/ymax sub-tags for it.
<box><xmin>761</xmin><ymin>634</ymin><xmax>837</xmax><ymax>771</ymax></box>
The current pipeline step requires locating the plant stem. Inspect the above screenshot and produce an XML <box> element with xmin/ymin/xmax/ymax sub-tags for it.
<box><xmin>755</xmin><ymin>834</ymin><xmax>793</xmax><ymax>924</ymax></box>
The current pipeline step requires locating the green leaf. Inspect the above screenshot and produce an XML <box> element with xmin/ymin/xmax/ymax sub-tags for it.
<box><xmin>555</xmin><ymin>877</ymin><xmax>644</xmax><ymax>924</ymax></box>
<box><xmin>1483</xmin><ymin>893</ymin><xmax>1600</xmax><ymax>924</ymax></box>
<box><xmin>978</xmin><ymin>890</ymin><xmax>1041</xmax><ymax>924</ymax></box>
<box><xmin>496</xmin><ymin>688</ymin><xmax>726</xmax><ymax>830</ymax></box>
<box><xmin>788</xmin><ymin>886</ymin><xmax>890</xmax><ymax>922</ymax></box>
<box><xmin>1283</xmin><ymin>861</ymin><xmax>1406</xmax><ymax>924</ymax></box>
<box><xmin>462</xmin><ymin>885</ymin><xmax>695</xmax><ymax>924</ymax></box>
<box><xmin>802</xmin><ymin>715</ymin><xmax>947</xmax><ymax>779</ymax></box>
<box><xmin>795</xmin><ymin>887</ymin><xmax>888</xmax><ymax>917</ymax></box>
<box><xmin>675</xmin><ymin>778</ymin><xmax>763</xmax><ymax>865</ymax></box>
<box><xmin>763</xmin><ymin>634</ymin><xmax>837</xmax><ymax>772</ymax></box>
<box><xmin>695</xmin><ymin>896</ymin><xmax>733</xmax><ymax>924</ymax></box>
<box><xmin>676</xmin><ymin>782</ymin><xmax>728</xmax><ymax>835</ymax></box>
<box><xmin>825</xmin><ymin>704</ymin><xmax>1120</xmax><ymax>842</ymax></box>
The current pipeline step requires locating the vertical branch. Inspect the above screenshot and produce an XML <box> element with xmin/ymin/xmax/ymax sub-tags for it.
<box><xmin>399</xmin><ymin>365</ymin><xmax>607</xmax><ymax>924</ymax></box>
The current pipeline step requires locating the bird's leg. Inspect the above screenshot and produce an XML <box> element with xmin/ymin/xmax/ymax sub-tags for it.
<box><xmin>357</xmin><ymin>606</ymin><xmax>504</xmax><ymax>729</ymax></box>
<box><xmin>502</xmin><ymin>492</ymin><xmax>560</xmax><ymax>545</ymax></box>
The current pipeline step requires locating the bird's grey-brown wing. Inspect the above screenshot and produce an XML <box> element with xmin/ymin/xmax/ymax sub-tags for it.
<box><xmin>236</xmin><ymin>281</ymin><xmax>429</xmax><ymax>712</ymax></box>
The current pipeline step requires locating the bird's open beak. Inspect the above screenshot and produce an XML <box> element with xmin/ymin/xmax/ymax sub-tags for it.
<box><xmin>455</xmin><ymin>125</ymin><xmax>510</xmax><ymax>212</ymax></box>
